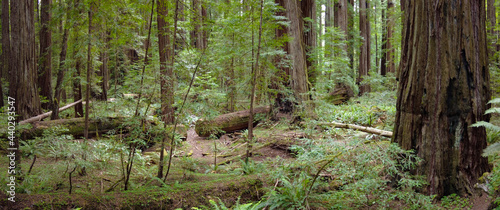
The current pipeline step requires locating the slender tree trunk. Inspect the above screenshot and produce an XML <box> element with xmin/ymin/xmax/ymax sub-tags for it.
<box><xmin>284</xmin><ymin>0</ymin><xmax>309</xmax><ymax>104</ymax></box>
<box><xmin>358</xmin><ymin>0</ymin><xmax>371</xmax><ymax>95</ymax></box>
<box><xmin>95</xmin><ymin>30</ymin><xmax>109</xmax><ymax>101</ymax></box>
<box><xmin>71</xmin><ymin>0</ymin><xmax>83</xmax><ymax>118</ymax></box>
<box><xmin>301</xmin><ymin>0</ymin><xmax>316</xmax><ymax>85</ymax></box>
<box><xmin>488</xmin><ymin>0</ymin><xmax>498</xmax><ymax>62</ymax></box>
<box><xmin>191</xmin><ymin>0</ymin><xmax>200</xmax><ymax>49</ymax></box>
<box><xmin>347</xmin><ymin>0</ymin><xmax>354</xmax><ymax>70</ymax></box>
<box><xmin>380</xmin><ymin>1</ymin><xmax>395</xmax><ymax>76</ymax></box>
<box><xmin>52</xmin><ymin>27</ymin><xmax>69</xmax><ymax>120</ymax></box>
<box><xmin>84</xmin><ymin>2</ymin><xmax>93</xmax><ymax>139</ymax></box>
<box><xmin>200</xmin><ymin>1</ymin><xmax>208</xmax><ymax>50</ymax></box>
<box><xmin>394</xmin><ymin>0</ymin><xmax>490</xmax><ymax>198</ymax></box>
<box><xmin>157</xmin><ymin>0</ymin><xmax>174</xmax><ymax>178</ymax></box>
<box><xmin>39</xmin><ymin>0</ymin><xmax>53</xmax><ymax>110</ymax></box>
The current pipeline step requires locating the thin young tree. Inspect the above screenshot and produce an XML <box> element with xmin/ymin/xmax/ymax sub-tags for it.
<box><xmin>394</xmin><ymin>0</ymin><xmax>490</xmax><ymax>197</ymax></box>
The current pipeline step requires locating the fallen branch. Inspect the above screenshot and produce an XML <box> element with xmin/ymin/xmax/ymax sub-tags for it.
<box><xmin>20</xmin><ymin>99</ymin><xmax>83</xmax><ymax>125</ymax></box>
<box><xmin>316</xmin><ymin>121</ymin><xmax>393</xmax><ymax>138</ymax></box>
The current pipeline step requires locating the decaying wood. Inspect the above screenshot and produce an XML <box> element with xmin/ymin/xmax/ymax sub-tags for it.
<box><xmin>326</xmin><ymin>84</ymin><xmax>354</xmax><ymax>105</ymax></box>
<box><xmin>315</xmin><ymin>121</ymin><xmax>392</xmax><ymax>137</ymax></box>
<box><xmin>195</xmin><ymin>106</ymin><xmax>271</xmax><ymax>137</ymax></box>
<box><xmin>19</xmin><ymin>117</ymin><xmax>187</xmax><ymax>139</ymax></box>
<box><xmin>20</xmin><ymin>99</ymin><xmax>83</xmax><ymax>125</ymax></box>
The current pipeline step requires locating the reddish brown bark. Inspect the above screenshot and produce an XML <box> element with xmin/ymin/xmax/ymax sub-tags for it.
<box><xmin>39</xmin><ymin>0</ymin><xmax>53</xmax><ymax>110</ymax></box>
<box><xmin>394</xmin><ymin>0</ymin><xmax>491</xmax><ymax>197</ymax></box>
<box><xmin>358</xmin><ymin>0</ymin><xmax>371</xmax><ymax>95</ymax></box>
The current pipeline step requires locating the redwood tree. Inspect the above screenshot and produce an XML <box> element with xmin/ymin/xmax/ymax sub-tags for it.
<box><xmin>394</xmin><ymin>0</ymin><xmax>490</xmax><ymax>197</ymax></box>
<box><xmin>380</xmin><ymin>0</ymin><xmax>395</xmax><ymax>76</ymax></box>
<box><xmin>39</xmin><ymin>0</ymin><xmax>53</xmax><ymax>110</ymax></box>
<box><xmin>0</xmin><ymin>0</ymin><xmax>9</xmax><ymax>108</ymax></box>
<box><xmin>358</xmin><ymin>0</ymin><xmax>371</xmax><ymax>94</ymax></box>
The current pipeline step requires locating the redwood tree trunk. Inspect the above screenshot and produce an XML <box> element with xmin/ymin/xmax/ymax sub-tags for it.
<box><xmin>39</xmin><ymin>0</ymin><xmax>53</xmax><ymax>110</ymax></box>
<box><xmin>10</xmin><ymin>0</ymin><xmax>41</xmax><ymax>120</ymax></box>
<box><xmin>394</xmin><ymin>0</ymin><xmax>491</xmax><ymax>197</ymax></box>
<box><xmin>71</xmin><ymin>0</ymin><xmax>83</xmax><ymax>118</ymax></box>
<box><xmin>284</xmin><ymin>0</ymin><xmax>309</xmax><ymax>104</ymax></box>
<box><xmin>380</xmin><ymin>0</ymin><xmax>395</xmax><ymax>76</ymax></box>
<box><xmin>272</xmin><ymin>0</ymin><xmax>292</xmax><ymax>113</ymax></box>
<box><xmin>0</xmin><ymin>0</ymin><xmax>8</xmax><ymax>108</ymax></box>
<box><xmin>300</xmin><ymin>0</ymin><xmax>316</xmax><ymax>85</ymax></box>
<box><xmin>358</xmin><ymin>0</ymin><xmax>371</xmax><ymax>95</ymax></box>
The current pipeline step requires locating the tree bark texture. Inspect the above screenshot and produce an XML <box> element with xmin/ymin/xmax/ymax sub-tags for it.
<box><xmin>195</xmin><ymin>106</ymin><xmax>271</xmax><ymax>137</ymax></box>
<box><xmin>272</xmin><ymin>0</ymin><xmax>292</xmax><ymax>113</ymax></box>
<box><xmin>52</xmin><ymin>26</ymin><xmax>69</xmax><ymax>120</ymax></box>
<box><xmin>284</xmin><ymin>0</ymin><xmax>309</xmax><ymax>104</ymax></box>
<box><xmin>71</xmin><ymin>0</ymin><xmax>84</xmax><ymax>118</ymax></box>
<box><xmin>10</xmin><ymin>0</ymin><xmax>41</xmax><ymax>121</ymax></box>
<box><xmin>158</xmin><ymin>0</ymin><xmax>174</xmax><ymax>124</ymax></box>
<box><xmin>300</xmin><ymin>0</ymin><xmax>316</xmax><ymax>84</ymax></box>
<box><xmin>394</xmin><ymin>0</ymin><xmax>491</xmax><ymax>197</ymax></box>
<box><xmin>358</xmin><ymin>0</ymin><xmax>371</xmax><ymax>95</ymax></box>
<box><xmin>1</xmin><ymin>0</ymin><xmax>9</xmax><ymax>82</ymax></box>
<box><xmin>39</xmin><ymin>0</ymin><xmax>53</xmax><ymax>110</ymax></box>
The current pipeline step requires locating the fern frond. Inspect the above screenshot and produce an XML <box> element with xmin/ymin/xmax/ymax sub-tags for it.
<box><xmin>483</xmin><ymin>142</ymin><xmax>500</xmax><ymax>157</ymax></box>
<box><xmin>485</xmin><ymin>107</ymin><xmax>500</xmax><ymax>115</ymax></box>
<box><xmin>488</xmin><ymin>98</ymin><xmax>500</xmax><ymax>104</ymax></box>
<box><xmin>471</xmin><ymin>121</ymin><xmax>500</xmax><ymax>132</ymax></box>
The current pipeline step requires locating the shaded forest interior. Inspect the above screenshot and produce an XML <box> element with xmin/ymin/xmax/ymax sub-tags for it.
<box><xmin>1</xmin><ymin>0</ymin><xmax>500</xmax><ymax>209</ymax></box>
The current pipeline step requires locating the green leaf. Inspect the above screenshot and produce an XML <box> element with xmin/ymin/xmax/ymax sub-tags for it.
<box><xmin>483</xmin><ymin>142</ymin><xmax>500</xmax><ymax>157</ymax></box>
<box><xmin>485</xmin><ymin>107</ymin><xmax>500</xmax><ymax>114</ymax></box>
<box><xmin>488</xmin><ymin>98</ymin><xmax>500</xmax><ymax>104</ymax></box>
<box><xmin>471</xmin><ymin>121</ymin><xmax>500</xmax><ymax>131</ymax></box>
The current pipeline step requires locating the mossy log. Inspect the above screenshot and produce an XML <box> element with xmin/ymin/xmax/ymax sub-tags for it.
<box><xmin>20</xmin><ymin>117</ymin><xmax>187</xmax><ymax>139</ymax></box>
<box><xmin>326</xmin><ymin>84</ymin><xmax>354</xmax><ymax>105</ymax></box>
<box><xmin>195</xmin><ymin>106</ymin><xmax>271</xmax><ymax>137</ymax></box>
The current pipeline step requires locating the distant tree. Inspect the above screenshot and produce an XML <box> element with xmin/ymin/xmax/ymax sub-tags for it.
<box><xmin>380</xmin><ymin>0</ymin><xmax>395</xmax><ymax>76</ymax></box>
<box><xmin>358</xmin><ymin>0</ymin><xmax>371</xmax><ymax>94</ymax></box>
<box><xmin>394</xmin><ymin>0</ymin><xmax>490</xmax><ymax>197</ymax></box>
<box><xmin>39</xmin><ymin>0</ymin><xmax>53</xmax><ymax>110</ymax></box>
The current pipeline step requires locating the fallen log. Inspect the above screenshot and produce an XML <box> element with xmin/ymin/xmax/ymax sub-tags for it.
<box><xmin>20</xmin><ymin>117</ymin><xmax>187</xmax><ymax>139</ymax></box>
<box><xmin>316</xmin><ymin>121</ymin><xmax>393</xmax><ymax>138</ymax></box>
<box><xmin>195</xmin><ymin>106</ymin><xmax>271</xmax><ymax>137</ymax></box>
<box><xmin>19</xmin><ymin>99</ymin><xmax>83</xmax><ymax>125</ymax></box>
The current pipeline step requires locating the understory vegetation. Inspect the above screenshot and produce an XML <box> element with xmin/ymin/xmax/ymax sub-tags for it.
<box><xmin>2</xmin><ymin>89</ymin><xmax>497</xmax><ymax>209</ymax></box>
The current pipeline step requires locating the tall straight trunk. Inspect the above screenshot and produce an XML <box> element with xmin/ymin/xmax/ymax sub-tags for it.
<box><xmin>358</xmin><ymin>0</ymin><xmax>371</xmax><ymax>94</ymax></box>
<box><xmin>95</xmin><ymin>30</ymin><xmax>109</xmax><ymax>101</ymax></box>
<box><xmin>273</xmin><ymin>0</ymin><xmax>292</xmax><ymax>113</ymax></box>
<box><xmin>200</xmin><ymin>1</ymin><xmax>208</xmax><ymax>50</ymax></box>
<box><xmin>380</xmin><ymin>1</ymin><xmax>395</xmax><ymax>76</ymax></box>
<box><xmin>191</xmin><ymin>0</ymin><xmax>200</xmax><ymax>48</ymax></box>
<box><xmin>52</xmin><ymin>26</ymin><xmax>69</xmax><ymax>120</ymax></box>
<box><xmin>488</xmin><ymin>0</ymin><xmax>498</xmax><ymax>62</ymax></box>
<box><xmin>84</xmin><ymin>2</ymin><xmax>93</xmax><ymax>139</ymax></box>
<box><xmin>325</xmin><ymin>0</ymin><xmax>334</xmax><ymax>59</ymax></box>
<box><xmin>284</xmin><ymin>0</ymin><xmax>309</xmax><ymax>104</ymax></box>
<box><xmin>39</xmin><ymin>0</ymin><xmax>53</xmax><ymax>110</ymax></box>
<box><xmin>0</xmin><ymin>0</ymin><xmax>9</xmax><ymax>108</ymax></box>
<box><xmin>1</xmin><ymin>0</ymin><xmax>8</xmax><ymax>82</ymax></box>
<box><xmin>394</xmin><ymin>0</ymin><xmax>490</xmax><ymax>197</ymax></box>
<box><xmin>347</xmin><ymin>0</ymin><xmax>354</xmax><ymax>69</ymax></box>
<box><xmin>157</xmin><ymin>0</ymin><xmax>174</xmax><ymax>178</ymax></box>
<box><xmin>10</xmin><ymin>0</ymin><xmax>40</xmax><ymax>176</ymax></box>
<box><xmin>300</xmin><ymin>0</ymin><xmax>316</xmax><ymax>85</ymax></box>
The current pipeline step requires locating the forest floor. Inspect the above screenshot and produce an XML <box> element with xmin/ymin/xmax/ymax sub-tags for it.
<box><xmin>1</xmin><ymin>91</ymin><xmax>498</xmax><ymax>209</ymax></box>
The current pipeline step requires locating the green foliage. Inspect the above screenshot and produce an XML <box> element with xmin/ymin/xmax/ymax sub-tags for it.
<box><xmin>440</xmin><ymin>194</ymin><xmax>472</xmax><ymax>210</ymax></box>
<box><xmin>260</xmin><ymin>136</ymin><xmax>434</xmax><ymax>209</ymax></box>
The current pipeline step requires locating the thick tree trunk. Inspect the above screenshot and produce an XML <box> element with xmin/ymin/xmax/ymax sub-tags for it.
<box><xmin>10</xmin><ymin>0</ymin><xmax>40</xmax><ymax>178</ymax></box>
<box><xmin>158</xmin><ymin>0</ymin><xmax>174</xmax><ymax>125</ymax></box>
<box><xmin>358</xmin><ymin>0</ymin><xmax>371</xmax><ymax>95</ymax></box>
<box><xmin>272</xmin><ymin>0</ymin><xmax>292</xmax><ymax>114</ymax></box>
<box><xmin>195</xmin><ymin>106</ymin><xmax>270</xmax><ymax>137</ymax></box>
<box><xmin>284</xmin><ymin>0</ymin><xmax>309</xmax><ymax>104</ymax></box>
<box><xmin>394</xmin><ymin>0</ymin><xmax>490</xmax><ymax>197</ymax></box>
<box><xmin>39</xmin><ymin>0</ymin><xmax>53</xmax><ymax>110</ymax></box>
<box><xmin>300</xmin><ymin>0</ymin><xmax>316</xmax><ymax>85</ymax></box>
<box><xmin>10</xmin><ymin>0</ymin><xmax>41</xmax><ymax>120</ymax></box>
